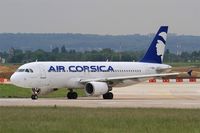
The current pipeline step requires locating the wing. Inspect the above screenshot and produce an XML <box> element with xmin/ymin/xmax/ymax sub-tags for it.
<box><xmin>79</xmin><ymin>72</ymin><xmax>179</xmax><ymax>83</ymax></box>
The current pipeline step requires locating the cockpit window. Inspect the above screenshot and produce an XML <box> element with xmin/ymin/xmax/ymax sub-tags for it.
<box><xmin>17</xmin><ymin>68</ymin><xmax>34</xmax><ymax>73</ymax></box>
<box><xmin>29</xmin><ymin>69</ymin><xmax>33</xmax><ymax>73</ymax></box>
<box><xmin>17</xmin><ymin>69</ymin><xmax>25</xmax><ymax>72</ymax></box>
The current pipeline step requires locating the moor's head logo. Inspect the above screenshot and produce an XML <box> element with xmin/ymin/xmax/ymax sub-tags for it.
<box><xmin>156</xmin><ymin>32</ymin><xmax>167</xmax><ymax>61</ymax></box>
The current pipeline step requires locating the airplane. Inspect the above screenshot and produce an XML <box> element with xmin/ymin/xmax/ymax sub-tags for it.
<box><xmin>10</xmin><ymin>26</ymin><xmax>179</xmax><ymax>100</ymax></box>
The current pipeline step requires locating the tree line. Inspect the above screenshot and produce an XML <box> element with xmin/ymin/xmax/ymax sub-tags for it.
<box><xmin>1</xmin><ymin>46</ymin><xmax>200</xmax><ymax>63</ymax></box>
<box><xmin>0</xmin><ymin>33</ymin><xmax>200</xmax><ymax>53</ymax></box>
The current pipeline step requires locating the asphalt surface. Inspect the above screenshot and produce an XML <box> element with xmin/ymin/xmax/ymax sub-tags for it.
<box><xmin>1</xmin><ymin>82</ymin><xmax>200</xmax><ymax>108</ymax></box>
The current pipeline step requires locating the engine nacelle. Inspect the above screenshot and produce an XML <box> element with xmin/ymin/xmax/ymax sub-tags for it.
<box><xmin>85</xmin><ymin>82</ymin><xmax>109</xmax><ymax>96</ymax></box>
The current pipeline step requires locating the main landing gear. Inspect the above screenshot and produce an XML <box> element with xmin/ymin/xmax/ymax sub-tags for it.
<box><xmin>103</xmin><ymin>92</ymin><xmax>113</xmax><ymax>99</ymax></box>
<box><xmin>103</xmin><ymin>87</ymin><xmax>113</xmax><ymax>99</ymax></box>
<box><xmin>67</xmin><ymin>89</ymin><xmax>78</xmax><ymax>99</ymax></box>
<box><xmin>31</xmin><ymin>88</ymin><xmax>40</xmax><ymax>100</ymax></box>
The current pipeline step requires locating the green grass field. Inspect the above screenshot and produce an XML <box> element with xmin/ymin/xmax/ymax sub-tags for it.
<box><xmin>1</xmin><ymin>75</ymin><xmax>200</xmax><ymax>133</ymax></box>
<box><xmin>0</xmin><ymin>84</ymin><xmax>85</xmax><ymax>98</ymax></box>
<box><xmin>1</xmin><ymin>83</ymin><xmax>200</xmax><ymax>133</ymax></box>
<box><xmin>0</xmin><ymin>84</ymin><xmax>31</xmax><ymax>98</ymax></box>
<box><xmin>167</xmin><ymin>62</ymin><xmax>200</xmax><ymax>67</ymax></box>
<box><xmin>0</xmin><ymin>107</ymin><xmax>200</xmax><ymax>133</ymax></box>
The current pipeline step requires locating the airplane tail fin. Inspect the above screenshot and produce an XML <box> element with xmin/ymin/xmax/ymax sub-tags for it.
<box><xmin>140</xmin><ymin>26</ymin><xmax>168</xmax><ymax>64</ymax></box>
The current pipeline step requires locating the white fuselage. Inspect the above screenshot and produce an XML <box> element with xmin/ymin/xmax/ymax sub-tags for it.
<box><xmin>9</xmin><ymin>26</ymin><xmax>172</xmax><ymax>99</ymax></box>
<box><xmin>11</xmin><ymin>61</ymin><xmax>171</xmax><ymax>90</ymax></box>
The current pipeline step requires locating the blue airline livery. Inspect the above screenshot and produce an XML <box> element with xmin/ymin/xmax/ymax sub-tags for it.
<box><xmin>48</xmin><ymin>65</ymin><xmax>114</xmax><ymax>72</ymax></box>
<box><xmin>10</xmin><ymin>26</ymin><xmax>178</xmax><ymax>100</ymax></box>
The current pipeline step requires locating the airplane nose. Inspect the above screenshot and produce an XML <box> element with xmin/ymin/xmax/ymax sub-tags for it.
<box><xmin>10</xmin><ymin>73</ymin><xmax>18</xmax><ymax>85</ymax></box>
<box><xmin>10</xmin><ymin>73</ymin><xmax>29</xmax><ymax>88</ymax></box>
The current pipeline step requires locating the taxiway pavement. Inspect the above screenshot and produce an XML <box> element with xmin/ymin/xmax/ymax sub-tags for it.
<box><xmin>1</xmin><ymin>82</ymin><xmax>200</xmax><ymax>108</ymax></box>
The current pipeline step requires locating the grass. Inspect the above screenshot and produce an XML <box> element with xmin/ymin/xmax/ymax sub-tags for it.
<box><xmin>167</xmin><ymin>62</ymin><xmax>200</xmax><ymax>67</ymax></box>
<box><xmin>0</xmin><ymin>84</ymin><xmax>85</xmax><ymax>98</ymax></box>
<box><xmin>0</xmin><ymin>84</ymin><xmax>31</xmax><ymax>98</ymax></box>
<box><xmin>0</xmin><ymin>107</ymin><xmax>200</xmax><ymax>133</ymax></box>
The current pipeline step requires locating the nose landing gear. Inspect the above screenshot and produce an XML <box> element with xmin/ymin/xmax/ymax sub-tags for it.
<box><xmin>31</xmin><ymin>88</ymin><xmax>40</xmax><ymax>100</ymax></box>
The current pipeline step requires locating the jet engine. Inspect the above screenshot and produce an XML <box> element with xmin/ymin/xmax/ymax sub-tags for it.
<box><xmin>85</xmin><ymin>82</ymin><xmax>109</xmax><ymax>96</ymax></box>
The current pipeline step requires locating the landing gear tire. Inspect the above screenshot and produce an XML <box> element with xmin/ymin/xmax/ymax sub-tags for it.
<box><xmin>67</xmin><ymin>92</ymin><xmax>78</xmax><ymax>99</ymax></box>
<box><xmin>103</xmin><ymin>92</ymin><xmax>113</xmax><ymax>99</ymax></box>
<box><xmin>31</xmin><ymin>94</ymin><xmax>38</xmax><ymax>100</ymax></box>
<box><xmin>31</xmin><ymin>88</ymin><xmax>40</xmax><ymax>100</ymax></box>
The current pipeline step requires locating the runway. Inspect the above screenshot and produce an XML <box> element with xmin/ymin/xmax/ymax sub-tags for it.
<box><xmin>1</xmin><ymin>82</ymin><xmax>200</xmax><ymax>108</ymax></box>
<box><xmin>1</xmin><ymin>98</ymin><xmax>200</xmax><ymax>108</ymax></box>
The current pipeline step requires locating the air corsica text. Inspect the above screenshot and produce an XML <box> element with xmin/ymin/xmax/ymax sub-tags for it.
<box><xmin>48</xmin><ymin>65</ymin><xmax>114</xmax><ymax>72</ymax></box>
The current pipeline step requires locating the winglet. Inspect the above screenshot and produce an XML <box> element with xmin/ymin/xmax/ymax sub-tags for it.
<box><xmin>187</xmin><ymin>69</ymin><xmax>193</xmax><ymax>76</ymax></box>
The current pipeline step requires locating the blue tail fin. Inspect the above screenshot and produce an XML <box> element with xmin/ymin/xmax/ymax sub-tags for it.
<box><xmin>140</xmin><ymin>26</ymin><xmax>168</xmax><ymax>64</ymax></box>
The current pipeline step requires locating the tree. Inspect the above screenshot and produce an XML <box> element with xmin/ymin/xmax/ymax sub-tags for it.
<box><xmin>61</xmin><ymin>45</ymin><xmax>66</xmax><ymax>53</ymax></box>
<box><xmin>52</xmin><ymin>47</ymin><xmax>59</xmax><ymax>54</ymax></box>
<box><xmin>32</xmin><ymin>49</ymin><xmax>48</xmax><ymax>61</ymax></box>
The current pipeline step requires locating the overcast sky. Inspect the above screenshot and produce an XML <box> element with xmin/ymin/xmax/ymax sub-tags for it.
<box><xmin>0</xmin><ymin>0</ymin><xmax>199</xmax><ymax>35</ymax></box>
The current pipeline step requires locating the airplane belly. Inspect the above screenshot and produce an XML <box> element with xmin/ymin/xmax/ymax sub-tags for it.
<box><xmin>47</xmin><ymin>73</ymin><xmax>84</xmax><ymax>89</ymax></box>
<box><xmin>25</xmin><ymin>78</ymin><xmax>49</xmax><ymax>88</ymax></box>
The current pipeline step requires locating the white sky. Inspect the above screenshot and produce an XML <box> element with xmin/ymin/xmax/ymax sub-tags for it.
<box><xmin>0</xmin><ymin>0</ymin><xmax>199</xmax><ymax>35</ymax></box>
